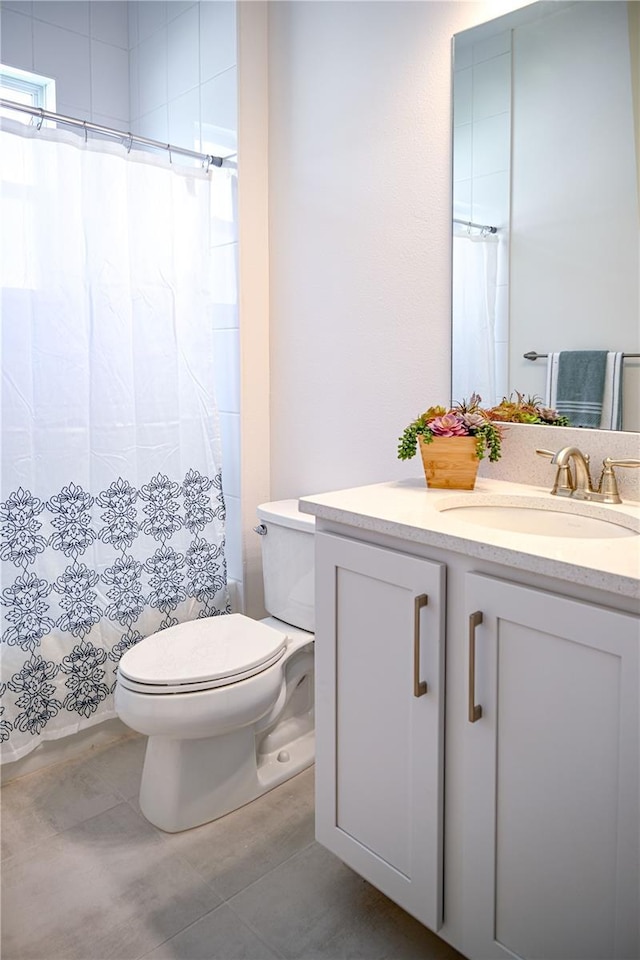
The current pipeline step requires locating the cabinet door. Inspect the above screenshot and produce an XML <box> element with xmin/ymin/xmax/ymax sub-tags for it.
<box><xmin>315</xmin><ymin>532</ymin><xmax>445</xmax><ymax>931</ymax></box>
<box><xmin>462</xmin><ymin>572</ymin><xmax>639</xmax><ymax>960</ymax></box>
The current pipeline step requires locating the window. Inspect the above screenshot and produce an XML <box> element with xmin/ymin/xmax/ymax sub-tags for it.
<box><xmin>0</xmin><ymin>65</ymin><xmax>56</xmax><ymax>124</ymax></box>
<box><xmin>0</xmin><ymin>66</ymin><xmax>55</xmax><ymax>290</ymax></box>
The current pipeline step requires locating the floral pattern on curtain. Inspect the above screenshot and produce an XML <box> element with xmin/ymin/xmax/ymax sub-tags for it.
<box><xmin>0</xmin><ymin>119</ymin><xmax>235</xmax><ymax>762</ymax></box>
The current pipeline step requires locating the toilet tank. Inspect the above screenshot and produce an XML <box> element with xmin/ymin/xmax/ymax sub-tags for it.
<box><xmin>256</xmin><ymin>499</ymin><xmax>315</xmax><ymax>632</ymax></box>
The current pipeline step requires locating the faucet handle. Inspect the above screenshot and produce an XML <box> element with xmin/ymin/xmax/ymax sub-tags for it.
<box><xmin>597</xmin><ymin>458</ymin><xmax>640</xmax><ymax>504</ymax></box>
<box><xmin>535</xmin><ymin>448</ymin><xmax>575</xmax><ymax>496</ymax></box>
<box><xmin>603</xmin><ymin>458</ymin><xmax>640</xmax><ymax>469</ymax></box>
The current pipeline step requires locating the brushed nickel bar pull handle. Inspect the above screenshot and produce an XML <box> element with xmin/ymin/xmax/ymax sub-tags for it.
<box><xmin>468</xmin><ymin>611</ymin><xmax>483</xmax><ymax>722</ymax></box>
<box><xmin>414</xmin><ymin>594</ymin><xmax>428</xmax><ymax>697</ymax></box>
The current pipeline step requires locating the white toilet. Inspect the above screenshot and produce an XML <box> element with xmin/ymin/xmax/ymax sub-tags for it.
<box><xmin>114</xmin><ymin>499</ymin><xmax>315</xmax><ymax>833</ymax></box>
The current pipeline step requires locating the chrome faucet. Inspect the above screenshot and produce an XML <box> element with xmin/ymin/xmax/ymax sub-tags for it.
<box><xmin>537</xmin><ymin>446</ymin><xmax>640</xmax><ymax>504</ymax></box>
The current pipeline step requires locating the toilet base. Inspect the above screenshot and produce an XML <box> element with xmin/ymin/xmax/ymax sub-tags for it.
<box><xmin>139</xmin><ymin>721</ymin><xmax>314</xmax><ymax>833</ymax></box>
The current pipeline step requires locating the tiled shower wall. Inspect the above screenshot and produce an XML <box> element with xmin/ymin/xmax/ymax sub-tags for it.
<box><xmin>0</xmin><ymin>0</ymin><xmax>242</xmax><ymax>600</ymax></box>
<box><xmin>0</xmin><ymin>0</ymin><xmax>130</xmax><ymax>126</ymax></box>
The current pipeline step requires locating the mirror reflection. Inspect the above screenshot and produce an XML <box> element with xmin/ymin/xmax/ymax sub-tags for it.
<box><xmin>452</xmin><ymin>0</ymin><xmax>639</xmax><ymax>431</ymax></box>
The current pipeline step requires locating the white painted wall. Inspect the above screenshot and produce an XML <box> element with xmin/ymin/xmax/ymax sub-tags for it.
<box><xmin>236</xmin><ymin>1</ymin><xmax>270</xmax><ymax>619</ymax></box>
<box><xmin>266</xmin><ymin>0</ymin><xmax>530</xmax><ymax>502</ymax></box>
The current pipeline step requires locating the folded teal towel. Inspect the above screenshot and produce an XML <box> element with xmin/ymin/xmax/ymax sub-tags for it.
<box><xmin>554</xmin><ymin>351</ymin><xmax>608</xmax><ymax>428</ymax></box>
<box><xmin>600</xmin><ymin>352</ymin><xmax>624</xmax><ymax>430</ymax></box>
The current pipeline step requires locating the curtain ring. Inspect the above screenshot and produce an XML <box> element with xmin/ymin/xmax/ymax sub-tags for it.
<box><xmin>126</xmin><ymin>133</ymin><xmax>133</xmax><ymax>154</ymax></box>
<box><xmin>36</xmin><ymin>108</ymin><xmax>44</xmax><ymax>131</ymax></box>
<box><xmin>203</xmin><ymin>156</ymin><xmax>211</xmax><ymax>173</ymax></box>
<box><xmin>167</xmin><ymin>144</ymin><xmax>172</xmax><ymax>164</ymax></box>
<box><xmin>83</xmin><ymin>121</ymin><xmax>88</xmax><ymax>143</ymax></box>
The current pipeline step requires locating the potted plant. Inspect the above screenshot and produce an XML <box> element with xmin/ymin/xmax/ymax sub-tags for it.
<box><xmin>397</xmin><ymin>394</ymin><xmax>502</xmax><ymax>490</ymax></box>
<box><xmin>487</xmin><ymin>392</ymin><xmax>570</xmax><ymax>426</ymax></box>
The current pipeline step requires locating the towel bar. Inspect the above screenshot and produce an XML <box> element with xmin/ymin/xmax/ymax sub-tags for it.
<box><xmin>524</xmin><ymin>351</ymin><xmax>638</xmax><ymax>361</ymax></box>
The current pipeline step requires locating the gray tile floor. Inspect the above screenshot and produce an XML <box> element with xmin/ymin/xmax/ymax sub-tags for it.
<box><xmin>1</xmin><ymin>735</ymin><xmax>464</xmax><ymax>960</ymax></box>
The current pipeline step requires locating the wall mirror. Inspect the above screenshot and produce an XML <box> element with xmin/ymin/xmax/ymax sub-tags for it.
<box><xmin>451</xmin><ymin>0</ymin><xmax>639</xmax><ymax>431</ymax></box>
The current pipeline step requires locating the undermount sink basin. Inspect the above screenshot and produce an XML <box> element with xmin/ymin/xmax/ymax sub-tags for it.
<box><xmin>436</xmin><ymin>497</ymin><xmax>639</xmax><ymax>539</ymax></box>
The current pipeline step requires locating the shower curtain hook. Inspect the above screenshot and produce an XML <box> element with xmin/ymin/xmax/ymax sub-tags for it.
<box><xmin>83</xmin><ymin>121</ymin><xmax>88</xmax><ymax>143</ymax></box>
<box><xmin>168</xmin><ymin>144</ymin><xmax>172</xmax><ymax>164</ymax></box>
<box><xmin>126</xmin><ymin>133</ymin><xmax>133</xmax><ymax>154</ymax></box>
<box><xmin>203</xmin><ymin>156</ymin><xmax>211</xmax><ymax>173</ymax></box>
<box><xmin>36</xmin><ymin>108</ymin><xmax>44</xmax><ymax>131</ymax></box>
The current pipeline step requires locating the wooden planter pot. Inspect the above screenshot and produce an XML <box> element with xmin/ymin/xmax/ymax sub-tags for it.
<box><xmin>418</xmin><ymin>435</ymin><xmax>480</xmax><ymax>490</ymax></box>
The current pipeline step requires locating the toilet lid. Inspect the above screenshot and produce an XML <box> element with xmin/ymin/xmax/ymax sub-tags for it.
<box><xmin>118</xmin><ymin>614</ymin><xmax>287</xmax><ymax>690</ymax></box>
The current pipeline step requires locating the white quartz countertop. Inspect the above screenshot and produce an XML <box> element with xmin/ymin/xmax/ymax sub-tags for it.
<box><xmin>299</xmin><ymin>478</ymin><xmax>640</xmax><ymax>601</ymax></box>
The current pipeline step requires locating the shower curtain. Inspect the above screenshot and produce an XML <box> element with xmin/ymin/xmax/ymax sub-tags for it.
<box><xmin>451</xmin><ymin>230</ymin><xmax>499</xmax><ymax>406</ymax></box>
<box><xmin>0</xmin><ymin>119</ymin><xmax>233</xmax><ymax>762</ymax></box>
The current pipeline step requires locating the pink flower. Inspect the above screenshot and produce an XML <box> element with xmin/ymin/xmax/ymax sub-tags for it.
<box><xmin>429</xmin><ymin>414</ymin><xmax>469</xmax><ymax>437</ymax></box>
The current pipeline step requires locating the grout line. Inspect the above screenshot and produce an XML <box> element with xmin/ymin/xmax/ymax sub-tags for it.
<box><xmin>201</xmin><ymin>62</ymin><xmax>237</xmax><ymax>86</ymax></box>
<box><xmin>1</xmin><ymin>796</ymin><xmax>136</xmax><ymax>870</ymax></box>
<box><xmin>132</xmin><ymin>902</ymin><xmax>226</xmax><ymax>960</ymax></box>
<box><xmin>134</xmin><ymin>900</ymin><xmax>287</xmax><ymax>960</ymax></box>
<box><xmin>224</xmin><ymin>837</ymin><xmax>318</xmax><ymax>904</ymax></box>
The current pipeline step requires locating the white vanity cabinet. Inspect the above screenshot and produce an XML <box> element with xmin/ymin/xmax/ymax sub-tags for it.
<box><xmin>461</xmin><ymin>573</ymin><xmax>639</xmax><ymax>960</ymax></box>
<box><xmin>314</xmin><ymin>531</ymin><xmax>446</xmax><ymax>932</ymax></box>
<box><xmin>309</xmin><ymin>500</ymin><xmax>640</xmax><ymax>960</ymax></box>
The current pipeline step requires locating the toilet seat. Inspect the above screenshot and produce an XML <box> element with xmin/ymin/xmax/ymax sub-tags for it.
<box><xmin>117</xmin><ymin>614</ymin><xmax>287</xmax><ymax>695</ymax></box>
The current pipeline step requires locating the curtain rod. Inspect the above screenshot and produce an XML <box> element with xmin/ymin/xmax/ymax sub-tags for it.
<box><xmin>524</xmin><ymin>351</ymin><xmax>639</xmax><ymax>361</ymax></box>
<box><xmin>0</xmin><ymin>98</ymin><xmax>225</xmax><ymax>168</ymax></box>
<box><xmin>453</xmin><ymin>217</ymin><xmax>498</xmax><ymax>234</ymax></box>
